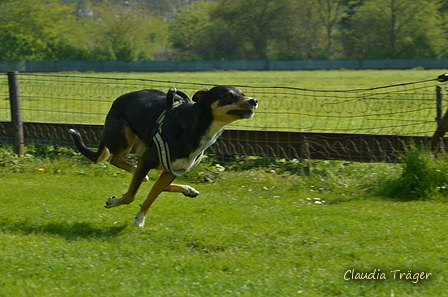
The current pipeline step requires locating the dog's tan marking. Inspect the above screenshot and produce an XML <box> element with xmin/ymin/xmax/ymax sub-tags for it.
<box><xmin>211</xmin><ymin>101</ymin><xmax>241</xmax><ymax>123</ymax></box>
<box><xmin>109</xmin><ymin>126</ymin><xmax>136</xmax><ymax>173</ymax></box>
<box><xmin>105</xmin><ymin>148</ymin><xmax>156</xmax><ymax>209</ymax></box>
<box><xmin>95</xmin><ymin>146</ymin><xmax>111</xmax><ymax>164</ymax></box>
<box><xmin>135</xmin><ymin>171</ymin><xmax>176</xmax><ymax>227</ymax></box>
<box><xmin>108</xmin><ymin>127</ymin><xmax>150</xmax><ymax>181</ymax></box>
<box><xmin>164</xmin><ymin>184</ymin><xmax>199</xmax><ymax>197</ymax></box>
<box><xmin>110</xmin><ymin>154</ymin><xmax>134</xmax><ymax>173</ymax></box>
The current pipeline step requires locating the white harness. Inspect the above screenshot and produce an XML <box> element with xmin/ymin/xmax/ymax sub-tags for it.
<box><xmin>152</xmin><ymin>89</ymin><xmax>203</xmax><ymax>176</ymax></box>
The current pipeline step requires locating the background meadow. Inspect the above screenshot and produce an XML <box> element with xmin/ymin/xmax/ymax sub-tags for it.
<box><xmin>1</xmin><ymin>69</ymin><xmax>445</xmax><ymax>135</ymax></box>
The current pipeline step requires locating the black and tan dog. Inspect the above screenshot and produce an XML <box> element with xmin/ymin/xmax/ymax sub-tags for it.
<box><xmin>69</xmin><ymin>85</ymin><xmax>258</xmax><ymax>227</ymax></box>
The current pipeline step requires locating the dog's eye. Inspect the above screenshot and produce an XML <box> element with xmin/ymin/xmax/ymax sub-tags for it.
<box><xmin>218</xmin><ymin>94</ymin><xmax>237</xmax><ymax>106</ymax></box>
<box><xmin>224</xmin><ymin>94</ymin><xmax>236</xmax><ymax>102</ymax></box>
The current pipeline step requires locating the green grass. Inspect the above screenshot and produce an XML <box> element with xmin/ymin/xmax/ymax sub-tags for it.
<box><xmin>379</xmin><ymin>148</ymin><xmax>448</xmax><ymax>201</ymax></box>
<box><xmin>0</xmin><ymin>68</ymin><xmax>448</xmax><ymax>295</ymax></box>
<box><xmin>51</xmin><ymin>69</ymin><xmax>447</xmax><ymax>90</ymax></box>
<box><xmin>1</xmin><ymin>148</ymin><xmax>448</xmax><ymax>296</ymax></box>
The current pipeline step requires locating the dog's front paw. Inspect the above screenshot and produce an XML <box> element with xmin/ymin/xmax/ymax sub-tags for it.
<box><xmin>134</xmin><ymin>210</ymin><xmax>146</xmax><ymax>227</ymax></box>
<box><xmin>181</xmin><ymin>185</ymin><xmax>200</xmax><ymax>198</ymax></box>
<box><xmin>105</xmin><ymin>196</ymin><xmax>121</xmax><ymax>208</ymax></box>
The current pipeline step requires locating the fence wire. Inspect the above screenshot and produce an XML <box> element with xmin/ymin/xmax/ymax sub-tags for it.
<box><xmin>0</xmin><ymin>75</ymin><xmax>9</xmax><ymax>120</ymax></box>
<box><xmin>1</xmin><ymin>73</ymin><xmax>447</xmax><ymax>163</ymax></box>
<box><xmin>1</xmin><ymin>73</ymin><xmax>443</xmax><ymax>134</ymax></box>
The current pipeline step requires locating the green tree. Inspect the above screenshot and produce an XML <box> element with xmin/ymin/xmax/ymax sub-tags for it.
<box><xmin>168</xmin><ymin>2</ymin><xmax>216</xmax><ymax>60</ymax></box>
<box><xmin>210</xmin><ymin>0</ymin><xmax>290</xmax><ymax>60</ymax></box>
<box><xmin>0</xmin><ymin>0</ymin><xmax>169</xmax><ymax>61</ymax></box>
<box><xmin>168</xmin><ymin>0</ymin><xmax>345</xmax><ymax>61</ymax></box>
<box><xmin>168</xmin><ymin>1</ymin><xmax>248</xmax><ymax>61</ymax></box>
<box><xmin>438</xmin><ymin>0</ymin><xmax>448</xmax><ymax>57</ymax></box>
<box><xmin>0</xmin><ymin>0</ymin><xmax>76</xmax><ymax>60</ymax></box>
<box><xmin>268</xmin><ymin>0</ymin><xmax>327</xmax><ymax>60</ymax></box>
<box><xmin>316</xmin><ymin>0</ymin><xmax>346</xmax><ymax>57</ymax></box>
<box><xmin>86</xmin><ymin>0</ymin><xmax>168</xmax><ymax>61</ymax></box>
<box><xmin>341</xmin><ymin>0</ymin><xmax>444</xmax><ymax>59</ymax></box>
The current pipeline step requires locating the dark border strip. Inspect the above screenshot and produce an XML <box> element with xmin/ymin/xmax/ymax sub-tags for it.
<box><xmin>0</xmin><ymin>121</ymin><xmax>441</xmax><ymax>163</ymax></box>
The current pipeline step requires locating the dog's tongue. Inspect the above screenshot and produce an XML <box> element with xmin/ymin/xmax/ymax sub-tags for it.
<box><xmin>243</xmin><ymin>110</ymin><xmax>255</xmax><ymax>119</ymax></box>
<box><xmin>228</xmin><ymin>109</ymin><xmax>255</xmax><ymax>118</ymax></box>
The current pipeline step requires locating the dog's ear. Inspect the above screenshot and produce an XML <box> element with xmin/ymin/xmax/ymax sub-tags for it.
<box><xmin>192</xmin><ymin>89</ymin><xmax>208</xmax><ymax>102</ymax></box>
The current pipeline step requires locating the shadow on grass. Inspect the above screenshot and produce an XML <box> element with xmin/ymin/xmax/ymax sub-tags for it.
<box><xmin>0</xmin><ymin>220</ymin><xmax>128</xmax><ymax>241</ymax></box>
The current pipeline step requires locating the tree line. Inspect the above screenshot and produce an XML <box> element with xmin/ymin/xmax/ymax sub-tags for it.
<box><xmin>1</xmin><ymin>0</ymin><xmax>448</xmax><ymax>61</ymax></box>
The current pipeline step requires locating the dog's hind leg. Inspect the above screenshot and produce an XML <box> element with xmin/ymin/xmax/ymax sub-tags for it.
<box><xmin>103</xmin><ymin>119</ymin><xmax>150</xmax><ymax>182</ymax></box>
<box><xmin>110</xmin><ymin>152</ymin><xmax>150</xmax><ymax>183</ymax></box>
<box><xmin>134</xmin><ymin>171</ymin><xmax>177</xmax><ymax>227</ymax></box>
<box><xmin>164</xmin><ymin>184</ymin><xmax>200</xmax><ymax>198</ymax></box>
<box><xmin>105</xmin><ymin>148</ymin><xmax>155</xmax><ymax>209</ymax></box>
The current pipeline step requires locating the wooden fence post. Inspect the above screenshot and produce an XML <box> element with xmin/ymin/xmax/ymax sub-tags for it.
<box><xmin>431</xmin><ymin>86</ymin><xmax>447</xmax><ymax>152</ymax></box>
<box><xmin>436</xmin><ymin>86</ymin><xmax>443</xmax><ymax>123</ymax></box>
<box><xmin>7</xmin><ymin>71</ymin><xmax>24</xmax><ymax>156</ymax></box>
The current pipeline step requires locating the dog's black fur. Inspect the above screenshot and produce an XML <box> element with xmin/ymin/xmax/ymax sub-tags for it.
<box><xmin>69</xmin><ymin>85</ymin><xmax>258</xmax><ymax>227</ymax></box>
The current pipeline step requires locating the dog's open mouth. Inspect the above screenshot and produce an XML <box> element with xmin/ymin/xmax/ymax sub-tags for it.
<box><xmin>227</xmin><ymin>109</ymin><xmax>255</xmax><ymax>119</ymax></box>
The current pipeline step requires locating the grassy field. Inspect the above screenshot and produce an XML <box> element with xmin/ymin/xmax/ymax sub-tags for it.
<box><xmin>53</xmin><ymin>68</ymin><xmax>447</xmax><ymax>89</ymax></box>
<box><xmin>1</xmin><ymin>148</ymin><xmax>448</xmax><ymax>296</ymax></box>
<box><xmin>1</xmin><ymin>70</ymin><xmax>448</xmax><ymax>295</ymax></box>
<box><xmin>0</xmin><ymin>69</ymin><xmax>446</xmax><ymax>134</ymax></box>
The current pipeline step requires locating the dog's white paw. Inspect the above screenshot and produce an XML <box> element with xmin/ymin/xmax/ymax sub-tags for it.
<box><xmin>181</xmin><ymin>185</ymin><xmax>200</xmax><ymax>198</ymax></box>
<box><xmin>105</xmin><ymin>196</ymin><xmax>121</xmax><ymax>208</ymax></box>
<box><xmin>134</xmin><ymin>210</ymin><xmax>146</xmax><ymax>227</ymax></box>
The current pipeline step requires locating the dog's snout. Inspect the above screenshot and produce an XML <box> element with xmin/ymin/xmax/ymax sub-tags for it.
<box><xmin>248</xmin><ymin>98</ymin><xmax>258</xmax><ymax>108</ymax></box>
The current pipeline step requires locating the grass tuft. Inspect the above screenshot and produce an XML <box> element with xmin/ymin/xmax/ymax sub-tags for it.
<box><xmin>380</xmin><ymin>148</ymin><xmax>448</xmax><ymax>201</ymax></box>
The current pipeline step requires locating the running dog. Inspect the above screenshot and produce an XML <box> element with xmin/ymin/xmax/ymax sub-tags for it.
<box><xmin>69</xmin><ymin>85</ymin><xmax>258</xmax><ymax>227</ymax></box>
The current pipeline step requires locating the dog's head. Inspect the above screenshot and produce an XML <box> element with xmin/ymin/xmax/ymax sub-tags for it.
<box><xmin>192</xmin><ymin>85</ymin><xmax>258</xmax><ymax>123</ymax></box>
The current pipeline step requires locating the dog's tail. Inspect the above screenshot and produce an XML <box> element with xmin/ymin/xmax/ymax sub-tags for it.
<box><xmin>68</xmin><ymin>129</ymin><xmax>110</xmax><ymax>164</ymax></box>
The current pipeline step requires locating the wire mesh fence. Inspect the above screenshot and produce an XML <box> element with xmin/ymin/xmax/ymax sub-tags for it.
<box><xmin>0</xmin><ymin>75</ymin><xmax>9</xmax><ymax>120</ymax></box>
<box><xmin>1</xmin><ymin>73</ymin><xmax>444</xmax><ymax>133</ymax></box>
<box><xmin>1</xmin><ymin>72</ymin><xmax>447</xmax><ymax>163</ymax></box>
<box><xmin>245</xmin><ymin>82</ymin><xmax>440</xmax><ymax>135</ymax></box>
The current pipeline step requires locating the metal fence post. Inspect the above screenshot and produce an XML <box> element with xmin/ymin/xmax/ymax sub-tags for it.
<box><xmin>7</xmin><ymin>71</ymin><xmax>24</xmax><ymax>155</ymax></box>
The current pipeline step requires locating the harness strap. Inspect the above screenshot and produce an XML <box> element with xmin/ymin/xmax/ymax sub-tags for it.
<box><xmin>153</xmin><ymin>110</ymin><xmax>174</xmax><ymax>174</ymax></box>
<box><xmin>151</xmin><ymin>87</ymin><xmax>194</xmax><ymax>175</ymax></box>
<box><xmin>153</xmin><ymin>109</ymin><xmax>204</xmax><ymax>175</ymax></box>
